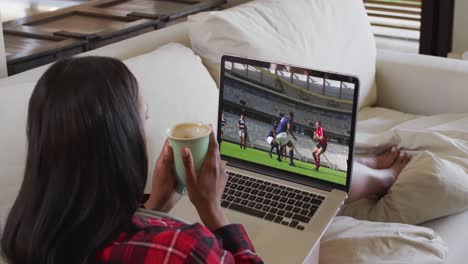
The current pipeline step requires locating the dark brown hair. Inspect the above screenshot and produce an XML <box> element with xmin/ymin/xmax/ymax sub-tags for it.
<box><xmin>1</xmin><ymin>57</ymin><xmax>148</xmax><ymax>264</ymax></box>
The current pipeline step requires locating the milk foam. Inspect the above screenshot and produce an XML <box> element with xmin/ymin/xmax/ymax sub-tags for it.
<box><xmin>169</xmin><ymin>123</ymin><xmax>211</xmax><ymax>139</ymax></box>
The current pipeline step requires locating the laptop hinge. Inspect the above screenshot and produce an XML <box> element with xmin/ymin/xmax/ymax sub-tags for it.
<box><xmin>226</xmin><ymin>160</ymin><xmax>334</xmax><ymax>192</ymax></box>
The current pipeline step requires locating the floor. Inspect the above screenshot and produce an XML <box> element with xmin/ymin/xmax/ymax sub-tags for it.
<box><xmin>0</xmin><ymin>0</ymin><xmax>88</xmax><ymax>22</ymax></box>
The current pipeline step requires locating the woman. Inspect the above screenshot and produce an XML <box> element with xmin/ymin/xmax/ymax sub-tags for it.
<box><xmin>1</xmin><ymin>57</ymin><xmax>263</xmax><ymax>264</ymax></box>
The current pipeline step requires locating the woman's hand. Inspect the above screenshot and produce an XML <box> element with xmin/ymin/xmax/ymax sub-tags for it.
<box><xmin>182</xmin><ymin>128</ymin><xmax>229</xmax><ymax>230</ymax></box>
<box><xmin>144</xmin><ymin>140</ymin><xmax>181</xmax><ymax>212</ymax></box>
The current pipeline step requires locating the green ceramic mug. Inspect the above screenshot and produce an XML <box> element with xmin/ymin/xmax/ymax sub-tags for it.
<box><xmin>167</xmin><ymin>122</ymin><xmax>211</xmax><ymax>194</ymax></box>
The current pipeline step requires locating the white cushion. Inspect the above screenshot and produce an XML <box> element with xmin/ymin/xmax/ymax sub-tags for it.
<box><xmin>321</xmin><ymin>216</ymin><xmax>448</xmax><ymax>264</ymax></box>
<box><xmin>343</xmin><ymin>108</ymin><xmax>468</xmax><ymax>225</ymax></box>
<box><xmin>122</xmin><ymin>43</ymin><xmax>219</xmax><ymax>192</ymax></box>
<box><xmin>375</xmin><ymin>49</ymin><xmax>468</xmax><ymax>115</ymax></box>
<box><xmin>423</xmin><ymin>210</ymin><xmax>468</xmax><ymax>264</ymax></box>
<box><xmin>188</xmin><ymin>0</ymin><xmax>377</xmax><ymax>109</ymax></box>
<box><xmin>0</xmin><ymin>83</ymin><xmax>35</xmax><ymax>228</ymax></box>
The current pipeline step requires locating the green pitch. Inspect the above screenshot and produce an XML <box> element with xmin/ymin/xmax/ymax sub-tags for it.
<box><xmin>220</xmin><ymin>141</ymin><xmax>347</xmax><ymax>185</ymax></box>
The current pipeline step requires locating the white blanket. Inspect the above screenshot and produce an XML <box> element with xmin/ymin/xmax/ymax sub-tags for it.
<box><xmin>355</xmin><ymin>107</ymin><xmax>468</xmax><ymax>157</ymax></box>
<box><xmin>343</xmin><ymin>107</ymin><xmax>468</xmax><ymax>225</ymax></box>
<box><xmin>321</xmin><ymin>216</ymin><xmax>447</xmax><ymax>264</ymax></box>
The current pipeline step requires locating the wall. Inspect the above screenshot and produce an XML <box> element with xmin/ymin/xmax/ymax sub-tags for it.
<box><xmin>0</xmin><ymin>11</ymin><xmax>7</xmax><ymax>78</ymax></box>
<box><xmin>452</xmin><ymin>0</ymin><xmax>468</xmax><ymax>55</ymax></box>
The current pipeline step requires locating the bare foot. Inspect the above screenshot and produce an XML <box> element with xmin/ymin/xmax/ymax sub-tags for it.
<box><xmin>373</xmin><ymin>152</ymin><xmax>411</xmax><ymax>197</ymax></box>
<box><xmin>347</xmin><ymin>154</ymin><xmax>411</xmax><ymax>203</ymax></box>
<box><xmin>356</xmin><ymin>146</ymin><xmax>399</xmax><ymax>170</ymax></box>
<box><xmin>383</xmin><ymin>152</ymin><xmax>411</xmax><ymax>182</ymax></box>
<box><xmin>392</xmin><ymin>152</ymin><xmax>411</xmax><ymax>180</ymax></box>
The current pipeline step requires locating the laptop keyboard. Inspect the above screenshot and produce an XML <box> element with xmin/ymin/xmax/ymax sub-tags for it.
<box><xmin>221</xmin><ymin>171</ymin><xmax>325</xmax><ymax>231</ymax></box>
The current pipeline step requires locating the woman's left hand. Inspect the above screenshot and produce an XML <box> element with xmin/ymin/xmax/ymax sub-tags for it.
<box><xmin>144</xmin><ymin>139</ymin><xmax>181</xmax><ymax>212</ymax></box>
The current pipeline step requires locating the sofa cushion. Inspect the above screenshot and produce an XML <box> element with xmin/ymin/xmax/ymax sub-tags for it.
<box><xmin>320</xmin><ymin>216</ymin><xmax>447</xmax><ymax>264</ymax></box>
<box><xmin>342</xmin><ymin>108</ymin><xmax>468</xmax><ymax>225</ymax></box>
<box><xmin>121</xmin><ymin>43</ymin><xmax>219</xmax><ymax>192</ymax></box>
<box><xmin>422</xmin><ymin>210</ymin><xmax>468</xmax><ymax>264</ymax></box>
<box><xmin>0</xmin><ymin>83</ymin><xmax>35</xmax><ymax>227</ymax></box>
<box><xmin>188</xmin><ymin>0</ymin><xmax>377</xmax><ymax>109</ymax></box>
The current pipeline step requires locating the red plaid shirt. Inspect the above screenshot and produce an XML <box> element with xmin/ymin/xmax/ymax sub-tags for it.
<box><xmin>97</xmin><ymin>212</ymin><xmax>263</xmax><ymax>263</ymax></box>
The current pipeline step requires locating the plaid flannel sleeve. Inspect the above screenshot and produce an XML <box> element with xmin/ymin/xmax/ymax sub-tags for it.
<box><xmin>213</xmin><ymin>224</ymin><xmax>263</xmax><ymax>264</ymax></box>
<box><xmin>184</xmin><ymin>223</ymin><xmax>263</xmax><ymax>264</ymax></box>
<box><xmin>97</xmin><ymin>217</ymin><xmax>263</xmax><ymax>264</ymax></box>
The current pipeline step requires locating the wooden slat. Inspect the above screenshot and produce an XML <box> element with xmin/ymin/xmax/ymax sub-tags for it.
<box><xmin>167</xmin><ymin>0</ymin><xmax>225</xmax><ymax>20</ymax></box>
<box><xmin>5</xmin><ymin>34</ymin><xmax>85</xmax><ymax>63</ymax></box>
<box><xmin>364</xmin><ymin>0</ymin><xmax>422</xmax><ymax>33</ymax></box>
<box><xmin>4</xmin><ymin>26</ymin><xmax>65</xmax><ymax>40</ymax></box>
<box><xmin>364</xmin><ymin>0</ymin><xmax>421</xmax><ymax>8</ymax></box>
<box><xmin>364</xmin><ymin>0</ymin><xmax>422</xmax><ymax>5</ymax></box>
<box><xmin>79</xmin><ymin>7</ymin><xmax>139</xmax><ymax>21</ymax></box>
<box><xmin>100</xmin><ymin>0</ymin><xmax>183</xmax><ymax>14</ymax></box>
<box><xmin>161</xmin><ymin>0</ymin><xmax>201</xmax><ymax>4</ymax></box>
<box><xmin>100</xmin><ymin>0</ymin><xmax>225</xmax><ymax>21</ymax></box>
<box><xmin>367</xmin><ymin>13</ymin><xmax>421</xmax><ymax>21</ymax></box>
<box><xmin>3</xmin><ymin>0</ymin><xmax>114</xmax><ymax>27</ymax></box>
<box><xmin>364</xmin><ymin>5</ymin><xmax>421</xmax><ymax>15</ymax></box>
<box><xmin>370</xmin><ymin>22</ymin><xmax>420</xmax><ymax>31</ymax></box>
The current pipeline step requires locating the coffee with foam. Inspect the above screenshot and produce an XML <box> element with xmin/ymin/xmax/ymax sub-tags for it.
<box><xmin>168</xmin><ymin>123</ymin><xmax>211</xmax><ymax>140</ymax></box>
<box><xmin>167</xmin><ymin>122</ymin><xmax>211</xmax><ymax>194</ymax></box>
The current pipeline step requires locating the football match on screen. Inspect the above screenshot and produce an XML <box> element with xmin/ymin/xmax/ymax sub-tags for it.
<box><xmin>220</xmin><ymin>61</ymin><xmax>355</xmax><ymax>186</ymax></box>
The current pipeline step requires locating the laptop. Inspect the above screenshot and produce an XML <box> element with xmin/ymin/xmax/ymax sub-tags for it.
<box><xmin>170</xmin><ymin>55</ymin><xmax>359</xmax><ymax>263</ymax></box>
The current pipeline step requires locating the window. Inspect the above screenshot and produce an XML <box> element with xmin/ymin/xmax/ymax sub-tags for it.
<box><xmin>364</xmin><ymin>0</ymin><xmax>422</xmax><ymax>53</ymax></box>
<box><xmin>364</xmin><ymin>0</ymin><xmax>455</xmax><ymax>57</ymax></box>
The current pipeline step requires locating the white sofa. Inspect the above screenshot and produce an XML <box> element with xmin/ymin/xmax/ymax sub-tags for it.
<box><xmin>1</xmin><ymin>4</ymin><xmax>467</xmax><ymax>264</ymax></box>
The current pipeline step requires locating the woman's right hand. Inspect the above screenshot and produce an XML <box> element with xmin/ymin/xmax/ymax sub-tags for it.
<box><xmin>182</xmin><ymin>128</ymin><xmax>230</xmax><ymax>230</ymax></box>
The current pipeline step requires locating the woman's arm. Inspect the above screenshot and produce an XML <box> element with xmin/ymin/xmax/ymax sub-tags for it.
<box><xmin>182</xmin><ymin>129</ymin><xmax>263</xmax><ymax>263</ymax></box>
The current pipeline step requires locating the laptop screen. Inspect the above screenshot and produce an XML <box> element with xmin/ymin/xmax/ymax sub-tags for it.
<box><xmin>218</xmin><ymin>56</ymin><xmax>359</xmax><ymax>190</ymax></box>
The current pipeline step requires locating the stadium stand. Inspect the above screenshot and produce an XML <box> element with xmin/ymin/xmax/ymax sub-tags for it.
<box><xmin>221</xmin><ymin>112</ymin><xmax>348</xmax><ymax>172</ymax></box>
<box><xmin>227</xmin><ymin>67</ymin><xmax>354</xmax><ymax>112</ymax></box>
<box><xmin>223</xmin><ymin>77</ymin><xmax>352</xmax><ymax>136</ymax></box>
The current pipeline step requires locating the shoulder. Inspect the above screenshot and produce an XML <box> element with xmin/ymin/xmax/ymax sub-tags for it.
<box><xmin>97</xmin><ymin>216</ymin><xmax>220</xmax><ymax>263</ymax></box>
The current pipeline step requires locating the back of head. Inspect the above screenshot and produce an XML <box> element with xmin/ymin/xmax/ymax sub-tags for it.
<box><xmin>1</xmin><ymin>57</ymin><xmax>148</xmax><ymax>264</ymax></box>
